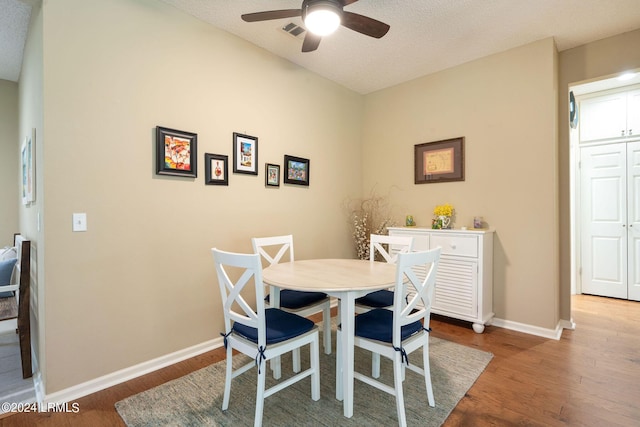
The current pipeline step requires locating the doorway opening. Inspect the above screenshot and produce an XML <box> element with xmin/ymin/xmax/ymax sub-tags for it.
<box><xmin>570</xmin><ymin>69</ymin><xmax>640</xmax><ymax>301</ymax></box>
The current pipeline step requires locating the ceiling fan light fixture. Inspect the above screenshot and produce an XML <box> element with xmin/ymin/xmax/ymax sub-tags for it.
<box><xmin>303</xmin><ymin>1</ymin><xmax>342</xmax><ymax>36</ymax></box>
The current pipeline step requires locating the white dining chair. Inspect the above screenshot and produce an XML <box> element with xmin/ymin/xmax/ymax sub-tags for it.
<box><xmin>336</xmin><ymin>248</ymin><xmax>441</xmax><ymax>427</ymax></box>
<box><xmin>354</xmin><ymin>234</ymin><xmax>413</xmax><ymax>377</ymax></box>
<box><xmin>355</xmin><ymin>234</ymin><xmax>414</xmax><ymax>312</ymax></box>
<box><xmin>212</xmin><ymin>248</ymin><xmax>320</xmax><ymax>427</ymax></box>
<box><xmin>252</xmin><ymin>235</ymin><xmax>332</xmax><ymax>375</ymax></box>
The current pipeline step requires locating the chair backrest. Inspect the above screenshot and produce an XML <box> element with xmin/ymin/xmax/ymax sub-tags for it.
<box><xmin>392</xmin><ymin>248</ymin><xmax>441</xmax><ymax>346</ymax></box>
<box><xmin>212</xmin><ymin>248</ymin><xmax>267</xmax><ymax>347</ymax></box>
<box><xmin>370</xmin><ymin>234</ymin><xmax>414</xmax><ymax>264</ymax></box>
<box><xmin>251</xmin><ymin>235</ymin><xmax>294</xmax><ymax>267</ymax></box>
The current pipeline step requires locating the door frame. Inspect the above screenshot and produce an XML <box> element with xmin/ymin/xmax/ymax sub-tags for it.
<box><xmin>571</xmin><ymin>75</ymin><xmax>640</xmax><ymax>299</ymax></box>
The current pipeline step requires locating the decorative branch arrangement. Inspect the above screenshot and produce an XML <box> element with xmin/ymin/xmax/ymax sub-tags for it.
<box><xmin>346</xmin><ymin>189</ymin><xmax>396</xmax><ymax>260</ymax></box>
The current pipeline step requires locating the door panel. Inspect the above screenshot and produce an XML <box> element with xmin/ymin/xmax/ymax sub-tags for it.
<box><xmin>627</xmin><ymin>141</ymin><xmax>640</xmax><ymax>301</ymax></box>
<box><xmin>580</xmin><ymin>143</ymin><xmax>628</xmax><ymax>298</ymax></box>
<box><xmin>628</xmin><ymin>90</ymin><xmax>640</xmax><ymax>138</ymax></box>
<box><xmin>580</xmin><ymin>93</ymin><xmax>627</xmax><ymax>141</ymax></box>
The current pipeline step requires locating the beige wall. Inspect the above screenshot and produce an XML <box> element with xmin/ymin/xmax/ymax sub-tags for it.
<box><xmin>41</xmin><ymin>0</ymin><xmax>363</xmax><ymax>393</ymax></box>
<box><xmin>362</xmin><ymin>38</ymin><xmax>560</xmax><ymax>329</ymax></box>
<box><xmin>19</xmin><ymin>0</ymin><xmax>44</xmax><ymax>389</ymax></box>
<box><xmin>29</xmin><ymin>0</ymin><xmax>640</xmax><ymax>397</ymax></box>
<box><xmin>558</xmin><ymin>28</ymin><xmax>640</xmax><ymax>321</ymax></box>
<box><xmin>0</xmin><ymin>79</ymin><xmax>19</xmax><ymax>246</ymax></box>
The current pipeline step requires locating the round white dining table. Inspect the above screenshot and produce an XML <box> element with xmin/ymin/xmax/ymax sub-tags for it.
<box><xmin>262</xmin><ymin>258</ymin><xmax>398</xmax><ymax>418</ymax></box>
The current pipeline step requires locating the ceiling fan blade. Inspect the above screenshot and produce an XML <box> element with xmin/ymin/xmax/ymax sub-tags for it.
<box><xmin>241</xmin><ymin>9</ymin><xmax>301</xmax><ymax>22</ymax></box>
<box><xmin>302</xmin><ymin>33</ymin><xmax>322</xmax><ymax>52</ymax></box>
<box><xmin>341</xmin><ymin>11</ymin><xmax>390</xmax><ymax>38</ymax></box>
<box><xmin>341</xmin><ymin>0</ymin><xmax>359</xmax><ymax>5</ymax></box>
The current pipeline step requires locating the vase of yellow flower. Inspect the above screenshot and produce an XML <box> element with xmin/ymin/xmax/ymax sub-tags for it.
<box><xmin>433</xmin><ymin>203</ymin><xmax>454</xmax><ymax>229</ymax></box>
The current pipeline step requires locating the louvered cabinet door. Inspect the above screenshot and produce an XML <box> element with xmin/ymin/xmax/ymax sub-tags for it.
<box><xmin>432</xmin><ymin>258</ymin><xmax>478</xmax><ymax>319</ymax></box>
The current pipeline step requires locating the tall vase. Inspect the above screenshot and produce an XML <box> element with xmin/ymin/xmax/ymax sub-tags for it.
<box><xmin>439</xmin><ymin>215</ymin><xmax>451</xmax><ymax>229</ymax></box>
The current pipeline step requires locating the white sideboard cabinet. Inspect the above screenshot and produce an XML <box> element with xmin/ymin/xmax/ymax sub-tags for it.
<box><xmin>387</xmin><ymin>227</ymin><xmax>494</xmax><ymax>333</ymax></box>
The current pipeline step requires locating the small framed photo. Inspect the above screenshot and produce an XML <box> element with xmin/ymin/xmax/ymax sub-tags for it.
<box><xmin>265</xmin><ymin>163</ymin><xmax>280</xmax><ymax>187</ymax></box>
<box><xmin>233</xmin><ymin>132</ymin><xmax>258</xmax><ymax>175</ymax></box>
<box><xmin>205</xmin><ymin>153</ymin><xmax>229</xmax><ymax>186</ymax></box>
<box><xmin>284</xmin><ymin>155</ymin><xmax>310</xmax><ymax>186</ymax></box>
<box><xmin>156</xmin><ymin>126</ymin><xmax>197</xmax><ymax>178</ymax></box>
<box><xmin>414</xmin><ymin>137</ymin><xmax>464</xmax><ymax>184</ymax></box>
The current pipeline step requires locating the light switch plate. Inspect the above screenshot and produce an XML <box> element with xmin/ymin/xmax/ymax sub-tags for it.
<box><xmin>72</xmin><ymin>213</ymin><xmax>87</xmax><ymax>232</ymax></box>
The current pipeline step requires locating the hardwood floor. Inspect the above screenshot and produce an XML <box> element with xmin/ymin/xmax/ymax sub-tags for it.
<box><xmin>1</xmin><ymin>295</ymin><xmax>639</xmax><ymax>426</ymax></box>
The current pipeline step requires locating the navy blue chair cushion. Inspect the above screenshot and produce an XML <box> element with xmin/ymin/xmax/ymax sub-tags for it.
<box><xmin>266</xmin><ymin>290</ymin><xmax>328</xmax><ymax>310</ymax></box>
<box><xmin>354</xmin><ymin>308</ymin><xmax>423</xmax><ymax>343</ymax></box>
<box><xmin>233</xmin><ymin>308</ymin><xmax>315</xmax><ymax>345</ymax></box>
<box><xmin>0</xmin><ymin>258</ymin><xmax>17</xmax><ymax>298</ymax></box>
<box><xmin>355</xmin><ymin>289</ymin><xmax>394</xmax><ymax>308</ymax></box>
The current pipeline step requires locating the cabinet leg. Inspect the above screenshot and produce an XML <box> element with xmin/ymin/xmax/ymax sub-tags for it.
<box><xmin>472</xmin><ymin>323</ymin><xmax>485</xmax><ymax>333</ymax></box>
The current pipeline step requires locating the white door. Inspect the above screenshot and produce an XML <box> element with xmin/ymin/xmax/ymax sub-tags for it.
<box><xmin>580</xmin><ymin>143</ymin><xmax>628</xmax><ymax>298</ymax></box>
<box><xmin>626</xmin><ymin>141</ymin><xmax>640</xmax><ymax>301</ymax></box>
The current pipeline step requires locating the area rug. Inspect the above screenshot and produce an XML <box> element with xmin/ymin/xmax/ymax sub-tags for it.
<box><xmin>0</xmin><ymin>296</ymin><xmax>17</xmax><ymax>320</ymax></box>
<box><xmin>116</xmin><ymin>325</ymin><xmax>492</xmax><ymax>426</ymax></box>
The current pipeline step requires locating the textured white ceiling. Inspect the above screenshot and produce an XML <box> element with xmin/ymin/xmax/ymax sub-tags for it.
<box><xmin>2</xmin><ymin>1</ymin><xmax>640</xmax><ymax>92</ymax></box>
<box><xmin>160</xmin><ymin>0</ymin><xmax>640</xmax><ymax>94</ymax></box>
<box><xmin>0</xmin><ymin>0</ymin><xmax>31</xmax><ymax>82</ymax></box>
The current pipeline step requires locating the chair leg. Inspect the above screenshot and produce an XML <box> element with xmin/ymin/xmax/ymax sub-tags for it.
<box><xmin>222</xmin><ymin>346</ymin><xmax>233</xmax><ymax>410</ymax></box>
<box><xmin>423</xmin><ymin>341</ymin><xmax>435</xmax><ymax>407</ymax></box>
<box><xmin>335</xmin><ymin>329</ymin><xmax>343</xmax><ymax>401</ymax></box>
<box><xmin>322</xmin><ymin>302</ymin><xmax>332</xmax><ymax>354</ymax></box>
<box><xmin>372</xmin><ymin>352</ymin><xmax>380</xmax><ymax>378</ymax></box>
<box><xmin>270</xmin><ymin>356</ymin><xmax>282</xmax><ymax>379</ymax></box>
<box><xmin>310</xmin><ymin>334</ymin><xmax>321</xmax><ymax>401</ymax></box>
<box><xmin>254</xmin><ymin>363</ymin><xmax>267</xmax><ymax>427</ymax></box>
<box><xmin>293</xmin><ymin>348</ymin><xmax>301</xmax><ymax>373</ymax></box>
<box><xmin>393</xmin><ymin>353</ymin><xmax>408</xmax><ymax>427</ymax></box>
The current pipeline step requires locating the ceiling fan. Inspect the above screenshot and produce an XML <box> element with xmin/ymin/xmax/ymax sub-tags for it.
<box><xmin>241</xmin><ymin>0</ymin><xmax>390</xmax><ymax>53</ymax></box>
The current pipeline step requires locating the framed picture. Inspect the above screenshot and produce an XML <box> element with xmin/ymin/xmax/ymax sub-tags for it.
<box><xmin>284</xmin><ymin>155</ymin><xmax>310</xmax><ymax>186</ymax></box>
<box><xmin>21</xmin><ymin>130</ymin><xmax>35</xmax><ymax>205</ymax></box>
<box><xmin>204</xmin><ymin>153</ymin><xmax>229</xmax><ymax>186</ymax></box>
<box><xmin>414</xmin><ymin>137</ymin><xmax>465</xmax><ymax>184</ymax></box>
<box><xmin>156</xmin><ymin>126</ymin><xmax>197</xmax><ymax>178</ymax></box>
<box><xmin>265</xmin><ymin>163</ymin><xmax>280</xmax><ymax>187</ymax></box>
<box><xmin>28</xmin><ymin>129</ymin><xmax>35</xmax><ymax>203</ymax></box>
<box><xmin>233</xmin><ymin>132</ymin><xmax>258</xmax><ymax>175</ymax></box>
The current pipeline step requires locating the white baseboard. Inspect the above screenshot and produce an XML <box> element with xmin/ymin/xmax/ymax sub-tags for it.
<box><xmin>559</xmin><ymin>318</ymin><xmax>576</xmax><ymax>330</ymax></box>
<box><xmin>491</xmin><ymin>317</ymin><xmax>566</xmax><ymax>340</ymax></box>
<box><xmin>43</xmin><ymin>337</ymin><xmax>224</xmax><ymax>405</ymax></box>
<box><xmin>31</xmin><ymin>348</ymin><xmax>44</xmax><ymax>404</ymax></box>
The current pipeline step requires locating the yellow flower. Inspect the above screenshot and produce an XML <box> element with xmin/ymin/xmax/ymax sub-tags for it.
<box><xmin>433</xmin><ymin>203</ymin><xmax>454</xmax><ymax>217</ymax></box>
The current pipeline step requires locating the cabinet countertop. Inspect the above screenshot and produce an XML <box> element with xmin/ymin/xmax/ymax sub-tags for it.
<box><xmin>387</xmin><ymin>226</ymin><xmax>495</xmax><ymax>234</ymax></box>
